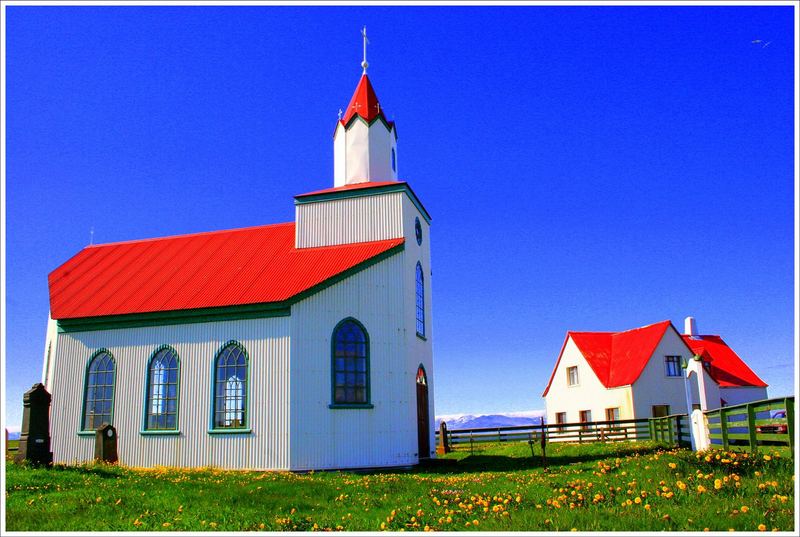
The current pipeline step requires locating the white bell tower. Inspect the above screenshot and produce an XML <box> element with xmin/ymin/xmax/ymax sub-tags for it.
<box><xmin>333</xmin><ymin>27</ymin><xmax>398</xmax><ymax>187</ymax></box>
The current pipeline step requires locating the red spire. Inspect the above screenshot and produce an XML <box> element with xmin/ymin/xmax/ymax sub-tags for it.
<box><xmin>340</xmin><ymin>74</ymin><xmax>391</xmax><ymax>127</ymax></box>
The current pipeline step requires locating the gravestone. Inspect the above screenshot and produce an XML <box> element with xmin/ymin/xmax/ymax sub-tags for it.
<box><xmin>437</xmin><ymin>421</ymin><xmax>450</xmax><ymax>454</ymax></box>
<box><xmin>95</xmin><ymin>423</ymin><xmax>118</xmax><ymax>463</ymax></box>
<box><xmin>15</xmin><ymin>383</ymin><xmax>53</xmax><ymax>465</ymax></box>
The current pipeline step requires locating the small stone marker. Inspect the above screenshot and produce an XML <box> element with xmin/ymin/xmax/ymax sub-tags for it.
<box><xmin>437</xmin><ymin>421</ymin><xmax>450</xmax><ymax>454</ymax></box>
<box><xmin>15</xmin><ymin>383</ymin><xmax>53</xmax><ymax>466</ymax></box>
<box><xmin>95</xmin><ymin>423</ymin><xmax>118</xmax><ymax>463</ymax></box>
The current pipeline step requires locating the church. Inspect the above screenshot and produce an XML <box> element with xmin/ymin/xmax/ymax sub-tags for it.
<box><xmin>39</xmin><ymin>44</ymin><xmax>435</xmax><ymax>470</ymax></box>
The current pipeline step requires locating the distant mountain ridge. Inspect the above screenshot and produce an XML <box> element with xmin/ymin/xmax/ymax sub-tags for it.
<box><xmin>435</xmin><ymin>410</ymin><xmax>546</xmax><ymax>430</ymax></box>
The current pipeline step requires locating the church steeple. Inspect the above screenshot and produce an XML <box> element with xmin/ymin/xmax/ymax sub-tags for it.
<box><xmin>333</xmin><ymin>28</ymin><xmax>398</xmax><ymax>187</ymax></box>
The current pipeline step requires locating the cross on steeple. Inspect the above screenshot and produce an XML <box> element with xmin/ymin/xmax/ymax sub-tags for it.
<box><xmin>361</xmin><ymin>26</ymin><xmax>369</xmax><ymax>74</ymax></box>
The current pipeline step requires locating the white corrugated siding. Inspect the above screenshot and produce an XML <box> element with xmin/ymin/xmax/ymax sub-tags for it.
<box><xmin>49</xmin><ymin>317</ymin><xmax>291</xmax><ymax>469</ymax></box>
<box><xmin>289</xmin><ymin>191</ymin><xmax>435</xmax><ymax>469</ymax></box>
<box><xmin>295</xmin><ymin>191</ymin><xmax>403</xmax><ymax>248</ymax></box>
<box><xmin>289</xmin><ymin>253</ymin><xmax>419</xmax><ymax>470</ymax></box>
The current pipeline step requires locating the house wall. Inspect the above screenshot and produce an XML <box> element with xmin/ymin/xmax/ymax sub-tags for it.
<box><xmin>720</xmin><ymin>386</ymin><xmax>769</xmax><ymax>407</ymax></box>
<box><xmin>289</xmin><ymin>193</ymin><xmax>434</xmax><ymax>469</ymax></box>
<box><xmin>295</xmin><ymin>191</ymin><xmax>404</xmax><ymax>248</ymax></box>
<box><xmin>630</xmin><ymin>327</ymin><xmax>691</xmax><ymax>418</ymax></box>
<box><xmin>48</xmin><ymin>317</ymin><xmax>291</xmax><ymax>469</ymax></box>
<box><xmin>544</xmin><ymin>337</ymin><xmax>634</xmax><ymax>431</ymax></box>
<box><xmin>289</xmin><ymin>253</ymin><xmax>415</xmax><ymax>469</ymax></box>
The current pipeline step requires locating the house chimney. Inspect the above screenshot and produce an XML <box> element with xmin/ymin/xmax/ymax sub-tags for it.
<box><xmin>684</xmin><ymin>316</ymin><xmax>698</xmax><ymax>336</ymax></box>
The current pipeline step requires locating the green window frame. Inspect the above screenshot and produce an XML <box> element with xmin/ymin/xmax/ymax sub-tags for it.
<box><xmin>209</xmin><ymin>341</ymin><xmax>251</xmax><ymax>433</ymax></box>
<box><xmin>416</xmin><ymin>262</ymin><xmax>425</xmax><ymax>338</ymax></box>
<box><xmin>80</xmin><ymin>349</ymin><xmax>116</xmax><ymax>433</ymax></box>
<box><xmin>330</xmin><ymin>318</ymin><xmax>372</xmax><ymax>409</ymax></box>
<box><xmin>141</xmin><ymin>345</ymin><xmax>180</xmax><ymax>434</ymax></box>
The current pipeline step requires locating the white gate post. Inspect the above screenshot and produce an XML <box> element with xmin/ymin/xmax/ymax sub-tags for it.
<box><xmin>690</xmin><ymin>408</ymin><xmax>710</xmax><ymax>451</ymax></box>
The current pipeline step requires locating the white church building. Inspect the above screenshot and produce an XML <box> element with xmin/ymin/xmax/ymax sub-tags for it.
<box><xmin>40</xmin><ymin>52</ymin><xmax>435</xmax><ymax>470</ymax></box>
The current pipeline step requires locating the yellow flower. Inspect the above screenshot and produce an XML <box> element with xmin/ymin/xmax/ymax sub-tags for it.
<box><xmin>763</xmin><ymin>455</ymin><xmax>771</xmax><ymax>461</ymax></box>
<box><xmin>668</xmin><ymin>462</ymin><xmax>677</xmax><ymax>469</ymax></box>
<box><xmin>162</xmin><ymin>522</ymin><xmax>171</xmax><ymax>528</ymax></box>
<box><xmin>697</xmin><ymin>485</ymin><xmax>707</xmax><ymax>493</ymax></box>
<box><xmin>758</xmin><ymin>524</ymin><xmax>767</xmax><ymax>531</ymax></box>
<box><xmin>634</xmin><ymin>497</ymin><xmax>642</xmax><ymax>504</ymax></box>
<box><xmin>741</xmin><ymin>506</ymin><xmax>749</xmax><ymax>513</ymax></box>
<box><xmin>714</xmin><ymin>479</ymin><xmax>723</xmax><ymax>490</ymax></box>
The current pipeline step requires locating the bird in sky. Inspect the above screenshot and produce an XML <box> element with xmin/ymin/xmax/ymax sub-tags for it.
<box><xmin>752</xmin><ymin>39</ymin><xmax>772</xmax><ymax>48</ymax></box>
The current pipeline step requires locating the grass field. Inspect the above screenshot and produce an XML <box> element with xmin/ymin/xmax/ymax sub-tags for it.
<box><xmin>4</xmin><ymin>440</ymin><xmax>795</xmax><ymax>532</ymax></box>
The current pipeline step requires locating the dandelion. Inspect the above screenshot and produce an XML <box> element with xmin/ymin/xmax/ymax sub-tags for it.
<box><xmin>668</xmin><ymin>463</ymin><xmax>677</xmax><ymax>469</ymax></box>
<box><xmin>741</xmin><ymin>506</ymin><xmax>749</xmax><ymax>513</ymax></box>
<box><xmin>697</xmin><ymin>485</ymin><xmax>706</xmax><ymax>493</ymax></box>
<box><xmin>758</xmin><ymin>524</ymin><xmax>767</xmax><ymax>531</ymax></box>
<box><xmin>714</xmin><ymin>479</ymin><xmax>723</xmax><ymax>490</ymax></box>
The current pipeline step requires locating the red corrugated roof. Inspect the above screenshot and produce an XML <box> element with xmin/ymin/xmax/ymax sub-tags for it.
<box><xmin>681</xmin><ymin>335</ymin><xmax>767</xmax><ymax>388</ymax></box>
<box><xmin>340</xmin><ymin>74</ymin><xmax>394</xmax><ymax>128</ymax></box>
<box><xmin>542</xmin><ymin>321</ymin><xmax>674</xmax><ymax>396</ymax></box>
<box><xmin>296</xmin><ymin>181</ymin><xmax>401</xmax><ymax>198</ymax></box>
<box><xmin>48</xmin><ymin>222</ymin><xmax>403</xmax><ymax>320</ymax></box>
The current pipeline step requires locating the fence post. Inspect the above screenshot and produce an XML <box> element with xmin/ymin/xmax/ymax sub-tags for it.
<box><xmin>720</xmin><ymin>409</ymin><xmax>729</xmax><ymax>450</ymax></box>
<box><xmin>668</xmin><ymin>417</ymin><xmax>675</xmax><ymax>446</ymax></box>
<box><xmin>578</xmin><ymin>427</ymin><xmax>583</xmax><ymax>444</ymax></box>
<box><xmin>648</xmin><ymin>419</ymin><xmax>655</xmax><ymax>442</ymax></box>
<box><xmin>498</xmin><ymin>428</ymin><xmax>501</xmax><ymax>443</ymax></box>
<box><xmin>785</xmin><ymin>397</ymin><xmax>794</xmax><ymax>453</ymax></box>
<box><xmin>675</xmin><ymin>415</ymin><xmax>682</xmax><ymax>447</ymax></box>
<box><xmin>470</xmin><ymin>432</ymin><xmax>474</xmax><ymax>455</ymax></box>
<box><xmin>746</xmin><ymin>403</ymin><xmax>758</xmax><ymax>453</ymax></box>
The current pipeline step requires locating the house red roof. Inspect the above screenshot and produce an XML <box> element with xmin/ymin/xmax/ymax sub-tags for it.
<box><xmin>542</xmin><ymin>320</ymin><xmax>676</xmax><ymax>396</ymax></box>
<box><xmin>340</xmin><ymin>74</ymin><xmax>394</xmax><ymax>128</ymax></box>
<box><xmin>681</xmin><ymin>335</ymin><xmax>767</xmax><ymax>388</ymax></box>
<box><xmin>48</xmin><ymin>222</ymin><xmax>404</xmax><ymax>320</ymax></box>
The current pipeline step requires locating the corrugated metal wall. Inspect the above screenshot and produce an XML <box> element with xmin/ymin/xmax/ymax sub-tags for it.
<box><xmin>289</xmin><ymin>253</ymin><xmax>419</xmax><ymax>470</ymax></box>
<box><xmin>295</xmin><ymin>192</ymin><xmax>403</xmax><ymax>248</ymax></box>
<box><xmin>49</xmin><ymin>317</ymin><xmax>291</xmax><ymax>469</ymax></box>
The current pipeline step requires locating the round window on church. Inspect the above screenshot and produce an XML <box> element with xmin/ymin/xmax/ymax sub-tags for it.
<box><xmin>415</xmin><ymin>217</ymin><xmax>422</xmax><ymax>246</ymax></box>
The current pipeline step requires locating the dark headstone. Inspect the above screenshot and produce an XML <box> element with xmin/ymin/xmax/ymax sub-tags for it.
<box><xmin>95</xmin><ymin>423</ymin><xmax>118</xmax><ymax>463</ymax></box>
<box><xmin>15</xmin><ymin>383</ymin><xmax>53</xmax><ymax>466</ymax></box>
<box><xmin>437</xmin><ymin>421</ymin><xmax>450</xmax><ymax>454</ymax></box>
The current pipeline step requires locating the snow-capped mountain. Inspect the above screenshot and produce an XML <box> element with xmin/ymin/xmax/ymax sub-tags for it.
<box><xmin>435</xmin><ymin>409</ymin><xmax>546</xmax><ymax>430</ymax></box>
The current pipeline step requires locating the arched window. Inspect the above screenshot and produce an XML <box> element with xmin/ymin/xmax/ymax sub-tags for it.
<box><xmin>331</xmin><ymin>319</ymin><xmax>370</xmax><ymax>405</ymax></box>
<box><xmin>212</xmin><ymin>342</ymin><xmax>248</xmax><ymax>429</ymax></box>
<box><xmin>416</xmin><ymin>262</ymin><xmax>425</xmax><ymax>337</ymax></box>
<box><xmin>144</xmin><ymin>346</ymin><xmax>180</xmax><ymax>431</ymax></box>
<box><xmin>391</xmin><ymin>147</ymin><xmax>397</xmax><ymax>172</ymax></box>
<box><xmin>82</xmin><ymin>350</ymin><xmax>115</xmax><ymax>431</ymax></box>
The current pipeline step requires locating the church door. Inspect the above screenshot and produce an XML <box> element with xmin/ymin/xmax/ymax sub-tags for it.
<box><xmin>416</xmin><ymin>365</ymin><xmax>430</xmax><ymax>459</ymax></box>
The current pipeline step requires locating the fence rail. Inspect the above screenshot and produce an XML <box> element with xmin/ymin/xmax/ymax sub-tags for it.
<box><xmin>436</xmin><ymin>414</ymin><xmax>690</xmax><ymax>453</ymax></box>
<box><xmin>705</xmin><ymin>396</ymin><xmax>793</xmax><ymax>453</ymax></box>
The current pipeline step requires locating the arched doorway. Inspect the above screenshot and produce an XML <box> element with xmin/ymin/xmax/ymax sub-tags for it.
<box><xmin>416</xmin><ymin>365</ymin><xmax>430</xmax><ymax>459</ymax></box>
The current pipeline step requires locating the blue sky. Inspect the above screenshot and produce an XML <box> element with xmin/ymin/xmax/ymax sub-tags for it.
<box><xmin>3</xmin><ymin>4</ymin><xmax>796</xmax><ymax>429</ymax></box>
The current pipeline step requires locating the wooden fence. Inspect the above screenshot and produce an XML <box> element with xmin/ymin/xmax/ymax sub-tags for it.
<box><xmin>705</xmin><ymin>396</ymin><xmax>793</xmax><ymax>453</ymax></box>
<box><xmin>436</xmin><ymin>414</ymin><xmax>691</xmax><ymax>453</ymax></box>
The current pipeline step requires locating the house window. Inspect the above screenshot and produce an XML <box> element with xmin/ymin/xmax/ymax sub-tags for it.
<box><xmin>144</xmin><ymin>346</ymin><xmax>180</xmax><ymax>431</ymax></box>
<box><xmin>652</xmin><ymin>405</ymin><xmax>670</xmax><ymax>418</ymax></box>
<box><xmin>332</xmin><ymin>318</ymin><xmax>370</xmax><ymax>405</ymax></box>
<box><xmin>391</xmin><ymin>147</ymin><xmax>396</xmax><ymax>172</ymax></box>
<box><xmin>664</xmin><ymin>356</ymin><xmax>682</xmax><ymax>377</ymax></box>
<box><xmin>579</xmin><ymin>410</ymin><xmax>592</xmax><ymax>430</ymax></box>
<box><xmin>605</xmin><ymin>407</ymin><xmax>620</xmax><ymax>422</ymax></box>
<box><xmin>567</xmin><ymin>366</ymin><xmax>579</xmax><ymax>386</ymax></box>
<box><xmin>555</xmin><ymin>412</ymin><xmax>567</xmax><ymax>432</ymax></box>
<box><xmin>416</xmin><ymin>263</ymin><xmax>425</xmax><ymax>337</ymax></box>
<box><xmin>212</xmin><ymin>342</ymin><xmax>248</xmax><ymax>429</ymax></box>
<box><xmin>82</xmin><ymin>350</ymin><xmax>115</xmax><ymax>431</ymax></box>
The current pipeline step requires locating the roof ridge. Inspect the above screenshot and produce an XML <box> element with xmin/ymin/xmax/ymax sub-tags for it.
<box><xmin>85</xmin><ymin>221</ymin><xmax>295</xmax><ymax>249</ymax></box>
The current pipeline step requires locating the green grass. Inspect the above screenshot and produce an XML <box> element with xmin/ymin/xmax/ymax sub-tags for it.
<box><xmin>5</xmin><ymin>441</ymin><xmax>794</xmax><ymax>532</ymax></box>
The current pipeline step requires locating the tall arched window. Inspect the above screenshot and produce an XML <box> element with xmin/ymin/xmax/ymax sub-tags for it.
<box><xmin>144</xmin><ymin>346</ymin><xmax>180</xmax><ymax>431</ymax></box>
<box><xmin>82</xmin><ymin>350</ymin><xmax>115</xmax><ymax>431</ymax></box>
<box><xmin>331</xmin><ymin>318</ymin><xmax>370</xmax><ymax>406</ymax></box>
<box><xmin>416</xmin><ymin>262</ymin><xmax>425</xmax><ymax>337</ymax></box>
<box><xmin>212</xmin><ymin>342</ymin><xmax>248</xmax><ymax>430</ymax></box>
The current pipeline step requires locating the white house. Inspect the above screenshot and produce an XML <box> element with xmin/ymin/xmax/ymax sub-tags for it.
<box><xmin>542</xmin><ymin>318</ymin><xmax>768</xmax><ymax>430</ymax></box>
<box><xmin>40</xmin><ymin>57</ymin><xmax>436</xmax><ymax>470</ymax></box>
